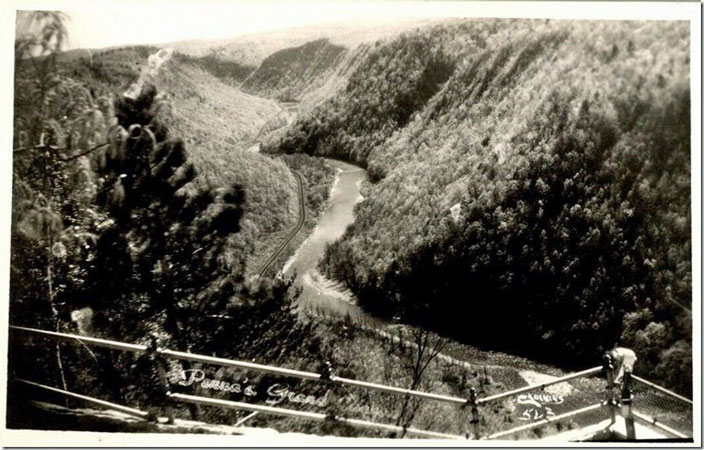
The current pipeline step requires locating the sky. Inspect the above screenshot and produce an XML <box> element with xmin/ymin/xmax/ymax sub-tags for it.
<box><xmin>27</xmin><ymin>1</ymin><xmax>487</xmax><ymax>51</ymax></box>
<box><xmin>11</xmin><ymin>1</ymin><xmax>703</xmax><ymax>52</ymax></box>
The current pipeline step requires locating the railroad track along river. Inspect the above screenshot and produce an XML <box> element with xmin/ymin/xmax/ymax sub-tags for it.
<box><xmin>256</xmin><ymin>170</ymin><xmax>306</xmax><ymax>279</ymax></box>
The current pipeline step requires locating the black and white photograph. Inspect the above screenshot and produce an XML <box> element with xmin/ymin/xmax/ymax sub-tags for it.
<box><xmin>0</xmin><ymin>0</ymin><xmax>700</xmax><ymax>445</ymax></box>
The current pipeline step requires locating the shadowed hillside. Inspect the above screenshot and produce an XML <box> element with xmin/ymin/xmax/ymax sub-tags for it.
<box><xmin>173</xmin><ymin>52</ymin><xmax>256</xmax><ymax>85</ymax></box>
<box><xmin>242</xmin><ymin>39</ymin><xmax>346</xmax><ymax>101</ymax></box>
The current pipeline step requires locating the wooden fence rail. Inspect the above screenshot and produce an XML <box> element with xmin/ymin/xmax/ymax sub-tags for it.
<box><xmin>477</xmin><ymin>366</ymin><xmax>603</xmax><ymax>405</ymax></box>
<box><xmin>168</xmin><ymin>392</ymin><xmax>465</xmax><ymax>439</ymax></box>
<box><xmin>632</xmin><ymin>411</ymin><xmax>690</xmax><ymax>439</ymax></box>
<box><xmin>9</xmin><ymin>324</ymin><xmax>692</xmax><ymax>440</ymax></box>
<box><xmin>10</xmin><ymin>325</ymin><xmax>467</xmax><ymax>405</ymax></box>
<box><xmin>15</xmin><ymin>378</ymin><xmax>150</xmax><ymax>419</ymax></box>
<box><xmin>13</xmin><ymin>376</ymin><xmax>462</xmax><ymax>438</ymax></box>
<box><xmin>631</xmin><ymin>375</ymin><xmax>694</xmax><ymax>405</ymax></box>
<box><xmin>485</xmin><ymin>403</ymin><xmax>604</xmax><ymax>440</ymax></box>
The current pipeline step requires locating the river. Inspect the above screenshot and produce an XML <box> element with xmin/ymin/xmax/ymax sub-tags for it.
<box><xmin>256</xmin><ymin>102</ymin><xmax>378</xmax><ymax>322</ymax></box>
<box><xmin>281</xmin><ymin>159</ymin><xmax>375</xmax><ymax>321</ymax></box>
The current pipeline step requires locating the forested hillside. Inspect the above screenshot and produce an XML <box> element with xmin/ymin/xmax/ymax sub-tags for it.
<box><xmin>242</xmin><ymin>39</ymin><xmax>346</xmax><ymax>101</ymax></box>
<box><xmin>59</xmin><ymin>46</ymin><xmax>302</xmax><ymax>273</ymax></box>
<box><xmin>265</xmin><ymin>20</ymin><xmax>692</xmax><ymax>394</ymax></box>
<box><xmin>153</xmin><ymin>60</ymin><xmax>301</xmax><ymax>256</ymax></box>
<box><xmin>60</xmin><ymin>46</ymin><xmax>158</xmax><ymax>94</ymax></box>
<box><xmin>11</xmin><ymin>28</ymin><xmax>310</xmax><ymax>408</ymax></box>
<box><xmin>173</xmin><ymin>52</ymin><xmax>256</xmax><ymax>84</ymax></box>
<box><xmin>266</xmin><ymin>32</ymin><xmax>455</xmax><ymax>166</ymax></box>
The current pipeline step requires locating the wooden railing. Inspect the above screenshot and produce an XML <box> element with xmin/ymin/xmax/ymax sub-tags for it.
<box><xmin>8</xmin><ymin>325</ymin><xmax>692</xmax><ymax>440</ymax></box>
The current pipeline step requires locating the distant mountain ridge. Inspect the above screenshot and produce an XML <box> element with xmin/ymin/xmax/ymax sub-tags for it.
<box><xmin>167</xmin><ymin>18</ymin><xmax>441</xmax><ymax>66</ymax></box>
<box><xmin>241</xmin><ymin>39</ymin><xmax>346</xmax><ymax>101</ymax></box>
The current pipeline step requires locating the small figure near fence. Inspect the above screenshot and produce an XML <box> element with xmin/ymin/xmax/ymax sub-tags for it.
<box><xmin>603</xmin><ymin>346</ymin><xmax>637</xmax><ymax>439</ymax></box>
<box><xmin>609</xmin><ymin>347</ymin><xmax>637</xmax><ymax>386</ymax></box>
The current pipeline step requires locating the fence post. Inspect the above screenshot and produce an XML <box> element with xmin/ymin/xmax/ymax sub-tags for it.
<box><xmin>620</xmin><ymin>370</ymin><xmax>636</xmax><ymax>440</ymax></box>
<box><xmin>467</xmin><ymin>387</ymin><xmax>480</xmax><ymax>439</ymax></box>
<box><xmin>320</xmin><ymin>360</ymin><xmax>340</xmax><ymax>426</ymax></box>
<box><xmin>603</xmin><ymin>352</ymin><xmax>617</xmax><ymax>423</ymax></box>
<box><xmin>147</xmin><ymin>335</ymin><xmax>174</xmax><ymax>424</ymax></box>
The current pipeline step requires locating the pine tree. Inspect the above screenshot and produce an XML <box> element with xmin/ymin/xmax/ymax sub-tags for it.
<box><xmin>86</xmin><ymin>82</ymin><xmax>247</xmax><ymax>351</ymax></box>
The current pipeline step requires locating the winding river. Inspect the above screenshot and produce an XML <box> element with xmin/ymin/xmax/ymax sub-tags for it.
<box><xmin>255</xmin><ymin>102</ymin><xmax>380</xmax><ymax>323</ymax></box>
<box><xmin>281</xmin><ymin>160</ymin><xmax>374</xmax><ymax>321</ymax></box>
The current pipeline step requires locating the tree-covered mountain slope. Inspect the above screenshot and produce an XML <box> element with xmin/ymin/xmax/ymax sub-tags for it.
<box><xmin>264</xmin><ymin>19</ymin><xmax>692</xmax><ymax>394</ymax></box>
<box><xmin>242</xmin><ymin>39</ymin><xmax>346</xmax><ymax>101</ymax></box>
<box><xmin>173</xmin><ymin>52</ymin><xmax>256</xmax><ymax>85</ymax></box>
<box><xmin>153</xmin><ymin>61</ymin><xmax>301</xmax><ymax>258</ymax></box>
<box><xmin>59</xmin><ymin>46</ymin><xmax>301</xmax><ymax>273</ymax></box>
